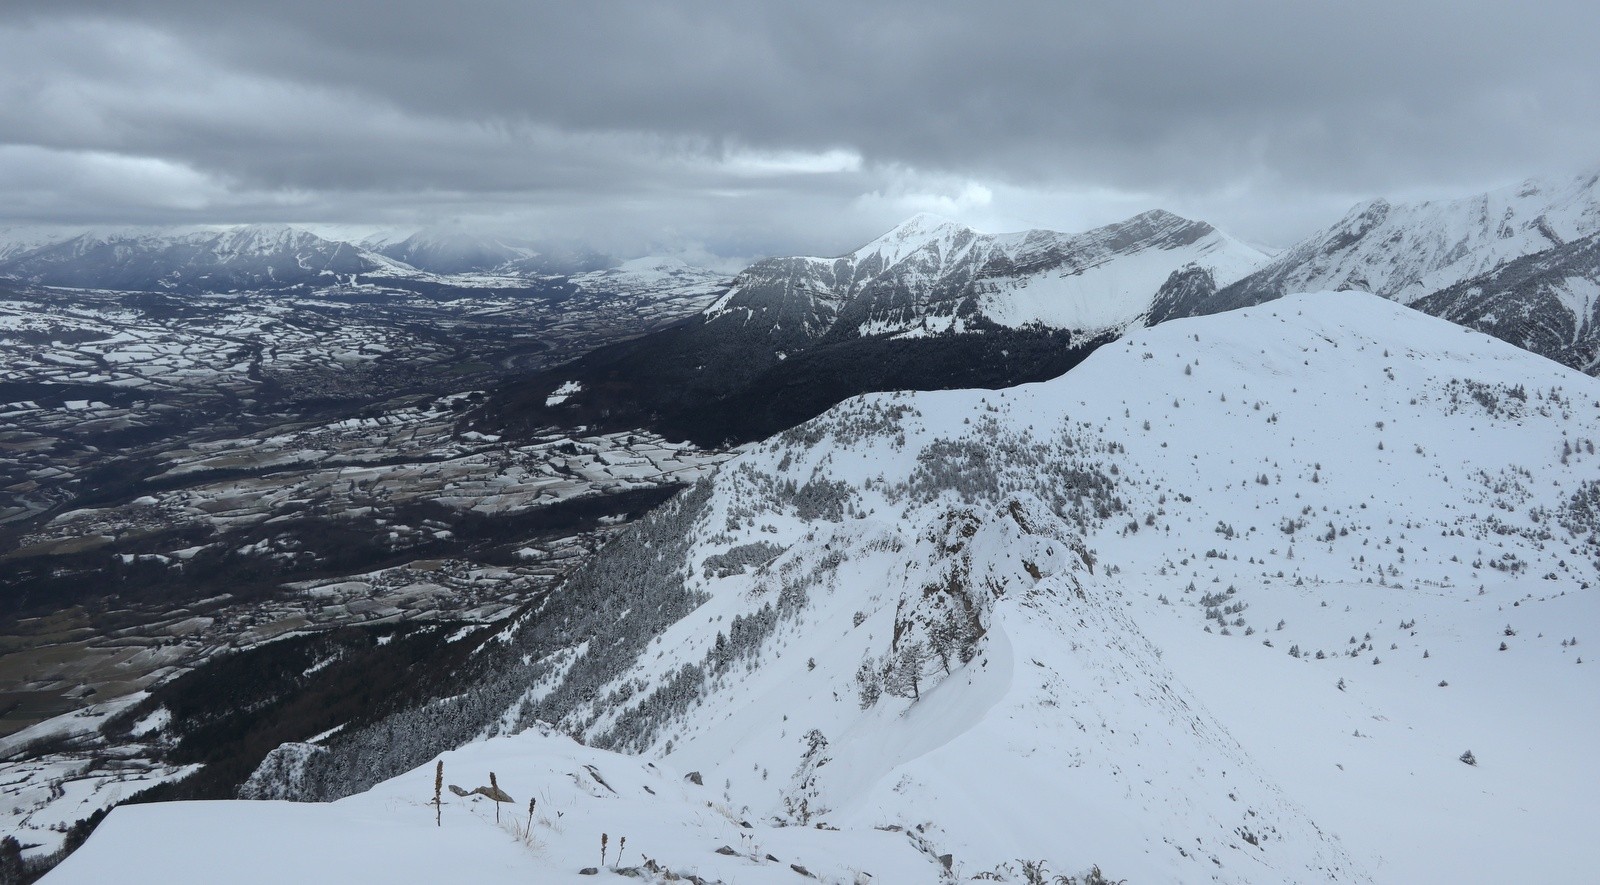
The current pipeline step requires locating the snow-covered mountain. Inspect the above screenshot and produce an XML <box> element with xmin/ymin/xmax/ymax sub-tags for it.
<box><xmin>369</xmin><ymin>228</ymin><xmax>613</xmax><ymax>276</ymax></box>
<box><xmin>482</xmin><ymin>210</ymin><xmax>1266</xmax><ymax>445</ymax></box>
<box><xmin>567</xmin><ymin>255</ymin><xmax>729</xmax><ymax>301</ymax></box>
<box><xmin>80</xmin><ymin>292</ymin><xmax>1598</xmax><ymax>883</ymax></box>
<box><xmin>0</xmin><ymin>224</ymin><xmax>629</xmax><ymax>293</ymax></box>
<box><xmin>1158</xmin><ymin>170</ymin><xmax>1600</xmax><ymax>374</ymax></box>
<box><xmin>368</xmin><ymin>227</ymin><xmax>538</xmax><ymax>274</ymax></box>
<box><xmin>705</xmin><ymin>209</ymin><xmax>1265</xmax><ymax>342</ymax></box>
<box><xmin>0</xmin><ymin>224</ymin><xmax>387</xmax><ymax>292</ymax></box>
<box><xmin>0</xmin><ymin>225</ymin><xmax>82</xmax><ymax>263</ymax></box>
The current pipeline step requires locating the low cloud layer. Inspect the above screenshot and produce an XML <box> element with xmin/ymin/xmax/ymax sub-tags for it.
<box><xmin>3</xmin><ymin>2</ymin><xmax>1597</xmax><ymax>258</ymax></box>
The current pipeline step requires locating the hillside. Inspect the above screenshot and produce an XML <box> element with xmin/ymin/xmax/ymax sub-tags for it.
<box><xmin>67</xmin><ymin>292</ymin><xmax>1600</xmax><ymax>883</ymax></box>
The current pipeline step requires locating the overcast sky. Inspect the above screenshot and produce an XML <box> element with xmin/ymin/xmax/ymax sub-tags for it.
<box><xmin>2</xmin><ymin>1</ymin><xmax>1597</xmax><ymax>261</ymax></box>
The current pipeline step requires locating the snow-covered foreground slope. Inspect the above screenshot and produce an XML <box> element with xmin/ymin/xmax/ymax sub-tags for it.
<box><xmin>46</xmin><ymin>726</ymin><xmax>938</xmax><ymax>884</ymax></box>
<box><xmin>52</xmin><ymin>293</ymin><xmax>1600</xmax><ymax>883</ymax></box>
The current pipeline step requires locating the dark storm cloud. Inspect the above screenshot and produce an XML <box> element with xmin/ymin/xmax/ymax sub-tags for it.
<box><xmin>2</xmin><ymin>1</ymin><xmax>1597</xmax><ymax>255</ymax></box>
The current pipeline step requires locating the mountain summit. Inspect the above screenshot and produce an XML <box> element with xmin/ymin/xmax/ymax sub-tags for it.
<box><xmin>846</xmin><ymin>211</ymin><xmax>979</xmax><ymax>268</ymax></box>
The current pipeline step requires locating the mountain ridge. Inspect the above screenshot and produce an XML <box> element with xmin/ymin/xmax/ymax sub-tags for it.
<box><xmin>0</xmin><ymin>223</ymin><xmax>632</xmax><ymax>292</ymax></box>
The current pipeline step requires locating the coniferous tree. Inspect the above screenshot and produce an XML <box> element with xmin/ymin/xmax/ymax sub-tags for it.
<box><xmin>0</xmin><ymin>836</ymin><xmax>23</xmax><ymax>885</ymax></box>
<box><xmin>433</xmin><ymin>760</ymin><xmax>443</xmax><ymax>827</ymax></box>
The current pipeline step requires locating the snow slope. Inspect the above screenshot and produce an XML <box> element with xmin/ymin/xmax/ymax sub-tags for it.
<box><xmin>46</xmin><ymin>726</ymin><xmax>938</xmax><ymax>884</ymax></box>
<box><xmin>972</xmin><ymin>214</ymin><xmax>1264</xmax><ymax>333</ymax></box>
<box><xmin>52</xmin><ymin>293</ymin><xmax>1600</xmax><ymax>883</ymax></box>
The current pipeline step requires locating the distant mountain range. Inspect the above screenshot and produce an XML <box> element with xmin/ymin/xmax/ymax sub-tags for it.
<box><xmin>0</xmin><ymin>224</ymin><xmax>621</xmax><ymax>292</ymax></box>
<box><xmin>0</xmin><ymin>225</ymin><xmax>379</xmax><ymax>293</ymax></box>
<box><xmin>5</xmin><ymin>166</ymin><xmax>1598</xmax><ymax>430</ymax></box>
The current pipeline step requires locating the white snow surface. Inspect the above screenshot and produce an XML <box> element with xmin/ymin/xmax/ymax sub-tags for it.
<box><xmin>50</xmin><ymin>727</ymin><xmax>936</xmax><ymax>884</ymax></box>
<box><xmin>973</xmin><ymin>226</ymin><xmax>1262</xmax><ymax>332</ymax></box>
<box><xmin>545</xmin><ymin>380</ymin><xmax>584</xmax><ymax>407</ymax></box>
<box><xmin>50</xmin><ymin>292</ymin><xmax>1600</xmax><ymax>884</ymax></box>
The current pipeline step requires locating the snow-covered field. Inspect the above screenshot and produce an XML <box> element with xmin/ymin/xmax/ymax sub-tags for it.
<box><xmin>48</xmin><ymin>292</ymin><xmax>1600</xmax><ymax>882</ymax></box>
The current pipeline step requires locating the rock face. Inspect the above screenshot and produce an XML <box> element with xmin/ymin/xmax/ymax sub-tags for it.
<box><xmin>1158</xmin><ymin>169</ymin><xmax>1600</xmax><ymax>374</ymax></box>
<box><xmin>238</xmin><ymin>742</ymin><xmax>328</xmax><ymax>800</ymax></box>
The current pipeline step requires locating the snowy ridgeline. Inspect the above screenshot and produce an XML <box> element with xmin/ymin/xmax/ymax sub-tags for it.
<box><xmin>51</xmin><ymin>292</ymin><xmax>1600</xmax><ymax>884</ymax></box>
<box><xmin>702</xmin><ymin>208</ymin><xmax>1266</xmax><ymax>342</ymax></box>
<box><xmin>1232</xmin><ymin>171</ymin><xmax>1600</xmax><ymax>306</ymax></box>
<box><xmin>48</xmin><ymin>725</ymin><xmax>970</xmax><ymax>885</ymax></box>
<box><xmin>1176</xmin><ymin>169</ymin><xmax>1600</xmax><ymax>377</ymax></box>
